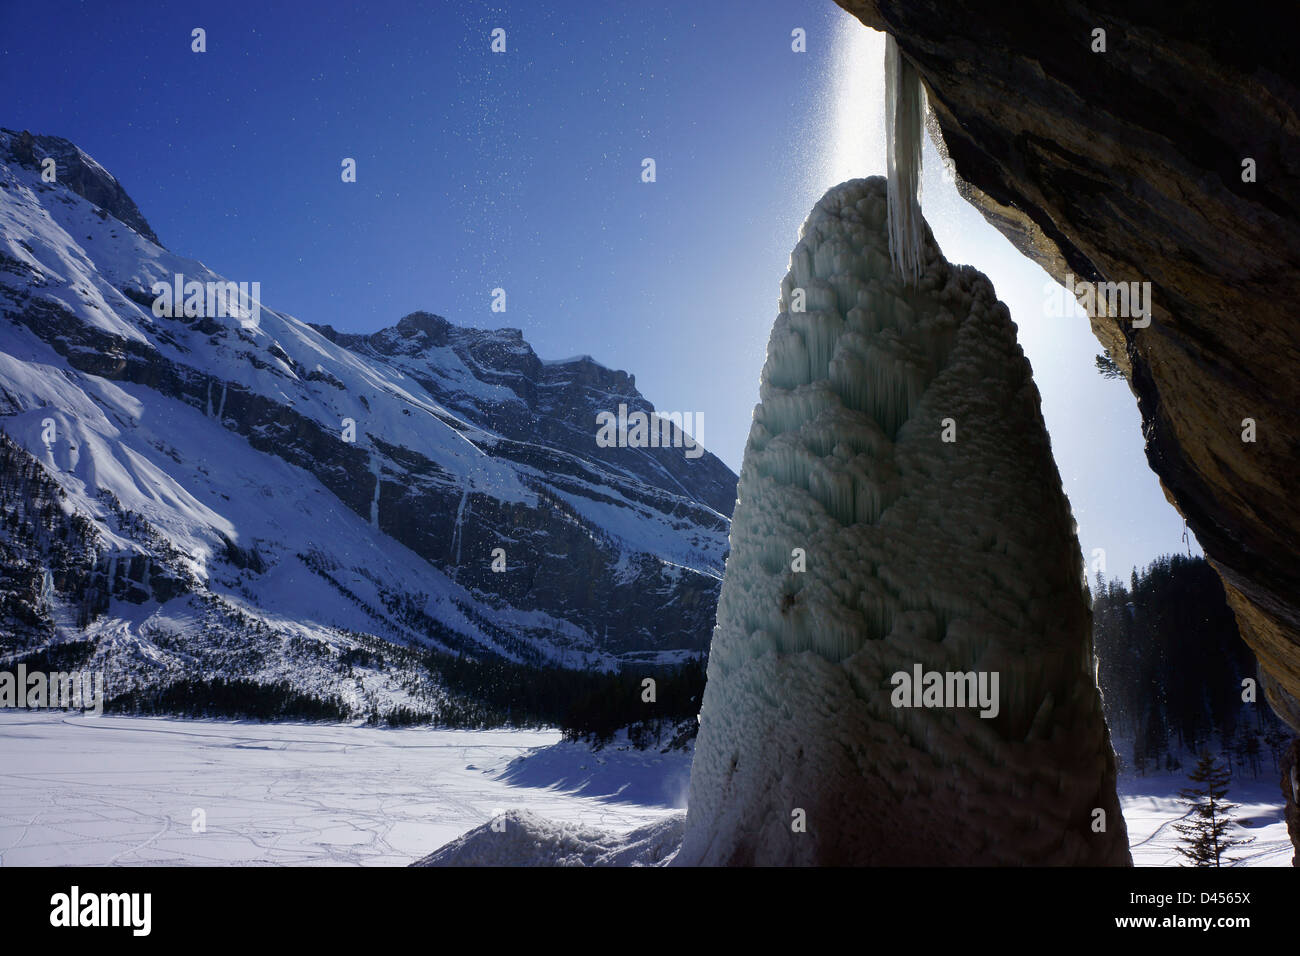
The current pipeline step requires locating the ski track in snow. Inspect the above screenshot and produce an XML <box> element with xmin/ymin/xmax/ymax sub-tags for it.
<box><xmin>0</xmin><ymin>712</ymin><xmax>1289</xmax><ymax>866</ymax></box>
<box><xmin>0</xmin><ymin>713</ymin><xmax>677</xmax><ymax>867</ymax></box>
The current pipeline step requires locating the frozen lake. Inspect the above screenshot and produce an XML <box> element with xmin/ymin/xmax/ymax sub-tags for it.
<box><xmin>0</xmin><ymin>712</ymin><xmax>684</xmax><ymax>866</ymax></box>
<box><xmin>0</xmin><ymin>711</ymin><xmax>1290</xmax><ymax>866</ymax></box>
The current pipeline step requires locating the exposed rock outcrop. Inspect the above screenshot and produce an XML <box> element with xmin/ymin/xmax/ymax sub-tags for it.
<box><xmin>1283</xmin><ymin>738</ymin><xmax>1300</xmax><ymax>866</ymax></box>
<box><xmin>2</xmin><ymin>128</ymin><xmax>163</xmax><ymax>247</ymax></box>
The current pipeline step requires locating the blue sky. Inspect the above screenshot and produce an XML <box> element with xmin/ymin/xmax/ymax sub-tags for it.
<box><xmin>1</xmin><ymin>0</ymin><xmax>1197</xmax><ymax>581</ymax></box>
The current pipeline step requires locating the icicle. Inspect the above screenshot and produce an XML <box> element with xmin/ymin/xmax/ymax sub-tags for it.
<box><xmin>885</xmin><ymin>34</ymin><xmax>925</xmax><ymax>285</ymax></box>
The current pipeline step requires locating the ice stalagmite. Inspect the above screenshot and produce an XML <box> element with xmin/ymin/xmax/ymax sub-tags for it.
<box><xmin>675</xmin><ymin>177</ymin><xmax>1131</xmax><ymax>866</ymax></box>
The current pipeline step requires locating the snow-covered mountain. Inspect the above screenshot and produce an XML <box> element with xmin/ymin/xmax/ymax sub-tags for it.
<box><xmin>0</xmin><ymin>128</ymin><xmax>735</xmax><ymax>713</ymax></box>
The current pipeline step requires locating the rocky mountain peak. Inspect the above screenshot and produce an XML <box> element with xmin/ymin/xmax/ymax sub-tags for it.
<box><xmin>0</xmin><ymin>128</ymin><xmax>162</xmax><ymax>247</ymax></box>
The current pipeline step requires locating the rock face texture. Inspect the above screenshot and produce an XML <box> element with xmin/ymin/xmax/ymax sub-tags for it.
<box><xmin>1284</xmin><ymin>739</ymin><xmax>1300</xmax><ymax>866</ymax></box>
<box><xmin>3</xmin><ymin>129</ymin><xmax>162</xmax><ymax>247</ymax></box>
<box><xmin>832</xmin><ymin>3</ymin><xmax>1300</xmax><ymax>735</ymax></box>
<box><xmin>676</xmin><ymin>178</ymin><xmax>1130</xmax><ymax>866</ymax></box>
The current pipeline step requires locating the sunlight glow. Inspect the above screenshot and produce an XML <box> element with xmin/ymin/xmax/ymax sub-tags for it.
<box><xmin>816</xmin><ymin>17</ymin><xmax>886</xmax><ymax>194</ymax></box>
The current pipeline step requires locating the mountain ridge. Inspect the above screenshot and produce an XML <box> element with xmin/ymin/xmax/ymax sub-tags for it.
<box><xmin>0</xmin><ymin>129</ymin><xmax>735</xmax><ymax>717</ymax></box>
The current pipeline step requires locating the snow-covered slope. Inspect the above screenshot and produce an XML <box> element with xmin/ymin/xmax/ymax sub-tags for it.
<box><xmin>0</xmin><ymin>129</ymin><xmax>735</xmax><ymax>709</ymax></box>
<box><xmin>413</xmin><ymin>809</ymin><xmax>684</xmax><ymax>867</ymax></box>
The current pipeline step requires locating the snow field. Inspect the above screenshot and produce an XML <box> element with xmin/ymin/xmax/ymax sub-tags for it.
<box><xmin>0</xmin><ymin>712</ymin><xmax>681</xmax><ymax>866</ymax></box>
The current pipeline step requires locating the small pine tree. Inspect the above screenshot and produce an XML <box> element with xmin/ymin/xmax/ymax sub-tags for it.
<box><xmin>1172</xmin><ymin>752</ymin><xmax>1254</xmax><ymax>866</ymax></box>
<box><xmin>1094</xmin><ymin>350</ymin><xmax>1125</xmax><ymax>380</ymax></box>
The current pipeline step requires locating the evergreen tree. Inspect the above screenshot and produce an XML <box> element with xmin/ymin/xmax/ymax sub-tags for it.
<box><xmin>1172</xmin><ymin>752</ymin><xmax>1254</xmax><ymax>866</ymax></box>
<box><xmin>1092</xmin><ymin>554</ymin><xmax>1289</xmax><ymax>776</ymax></box>
<box><xmin>1094</xmin><ymin>351</ymin><xmax>1125</xmax><ymax>379</ymax></box>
